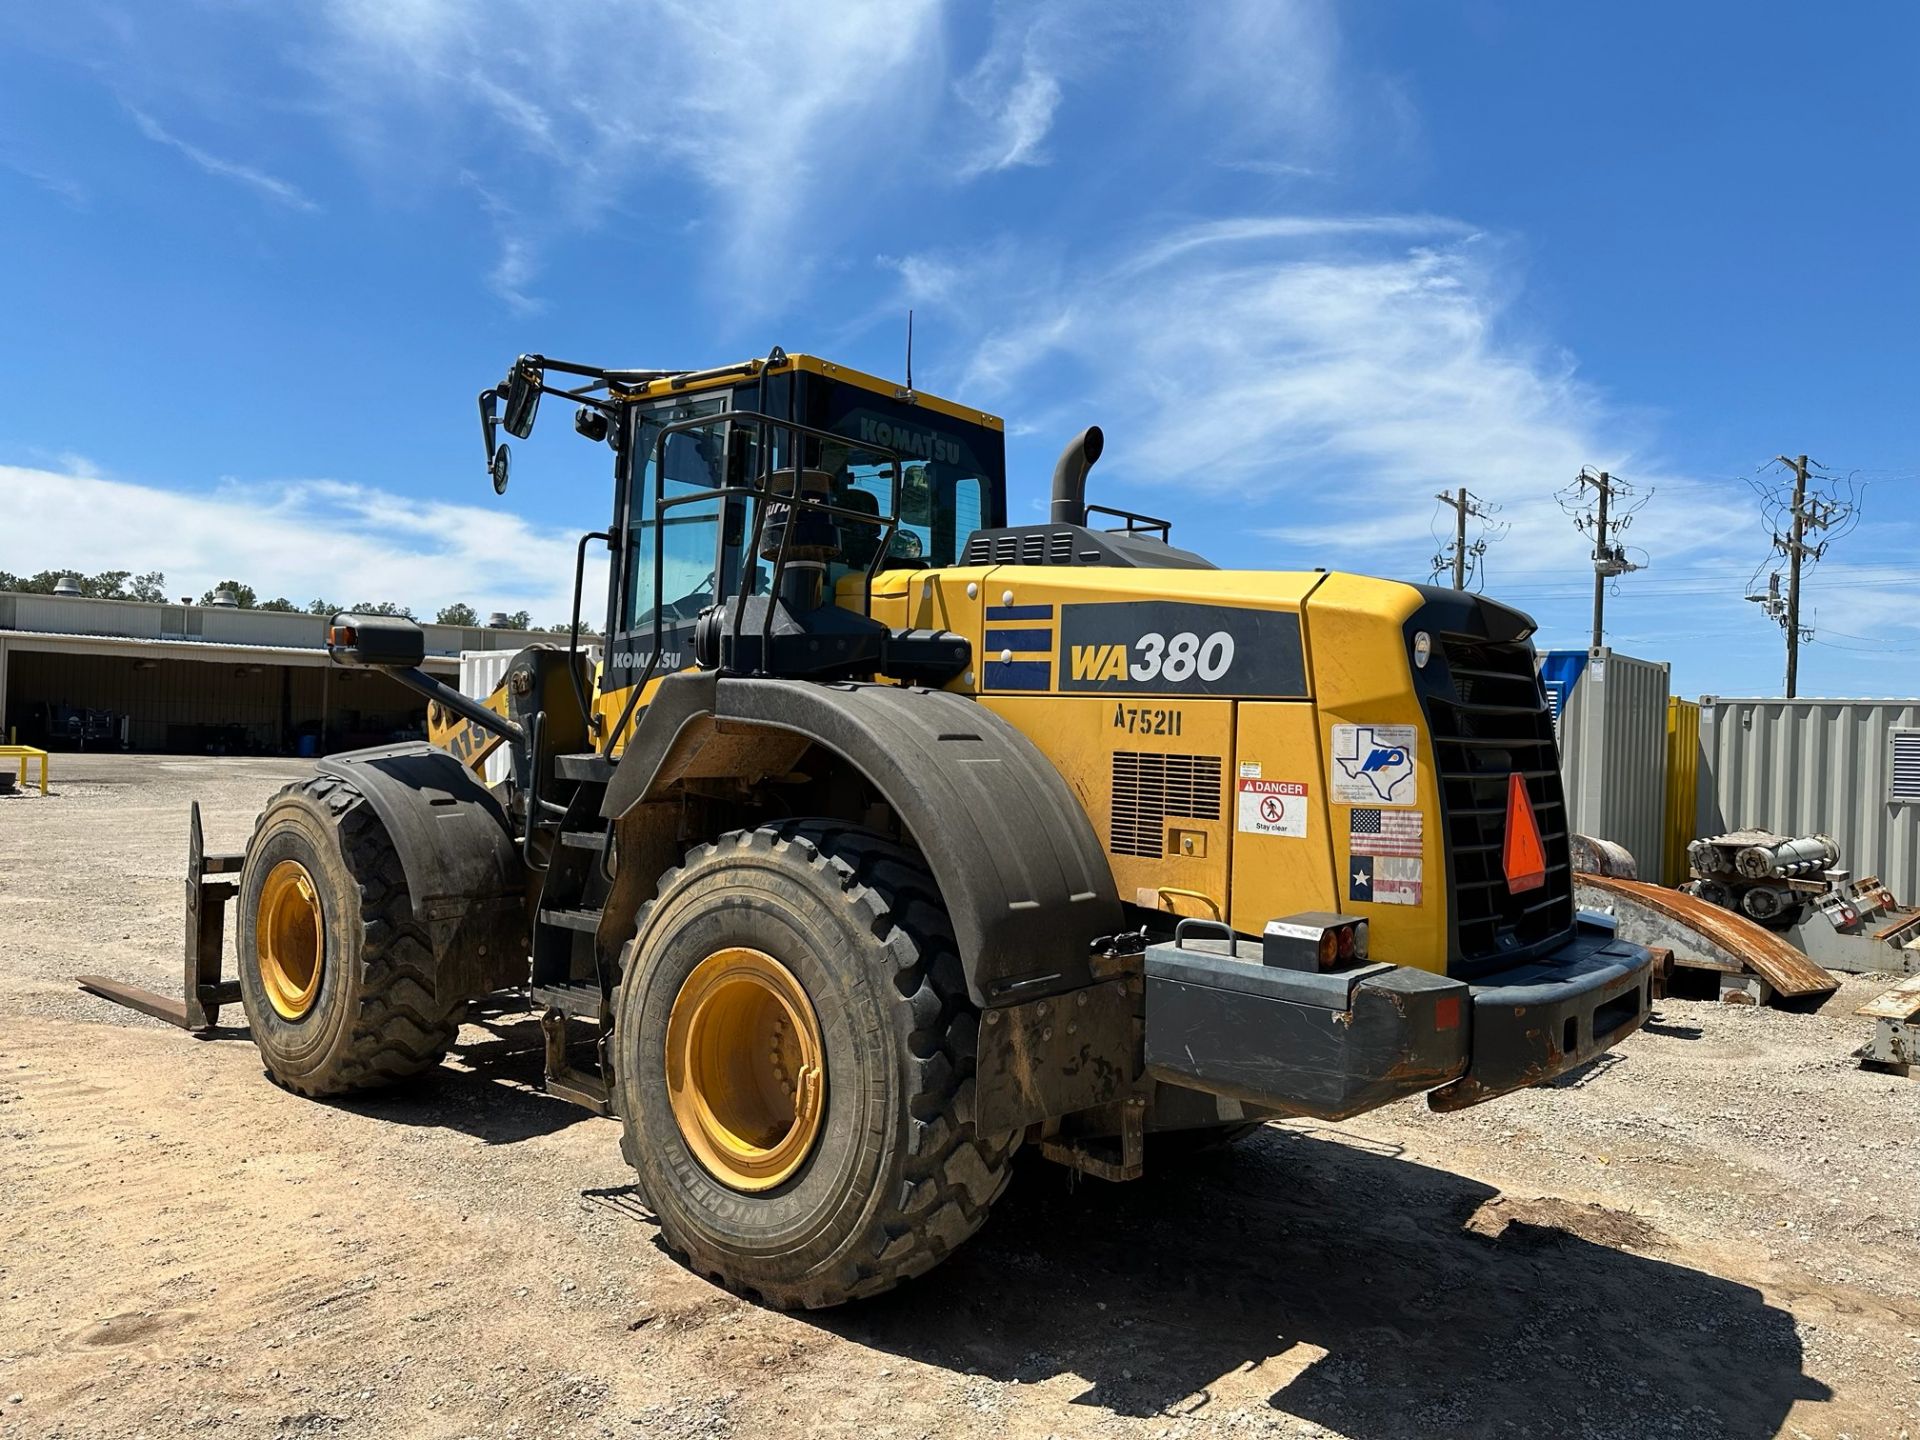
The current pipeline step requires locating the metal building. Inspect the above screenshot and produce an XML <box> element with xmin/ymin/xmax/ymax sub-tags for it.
<box><xmin>1697</xmin><ymin>697</ymin><xmax>1920</xmax><ymax>902</ymax></box>
<box><xmin>0</xmin><ymin>592</ymin><xmax>521</xmax><ymax>756</ymax></box>
<box><xmin>1539</xmin><ymin>647</ymin><xmax>1673</xmax><ymax>879</ymax></box>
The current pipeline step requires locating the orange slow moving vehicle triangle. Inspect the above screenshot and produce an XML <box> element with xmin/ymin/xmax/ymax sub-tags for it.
<box><xmin>1503</xmin><ymin>770</ymin><xmax>1547</xmax><ymax>894</ymax></box>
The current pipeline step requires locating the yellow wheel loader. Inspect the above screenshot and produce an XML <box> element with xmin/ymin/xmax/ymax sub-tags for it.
<box><xmin>86</xmin><ymin>346</ymin><xmax>1652</xmax><ymax>1308</ymax></box>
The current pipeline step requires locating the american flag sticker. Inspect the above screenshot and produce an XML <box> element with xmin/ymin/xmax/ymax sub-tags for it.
<box><xmin>1349</xmin><ymin>808</ymin><xmax>1423</xmax><ymax>857</ymax></box>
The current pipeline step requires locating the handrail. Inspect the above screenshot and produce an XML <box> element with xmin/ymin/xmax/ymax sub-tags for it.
<box><xmin>568</xmin><ymin>530</ymin><xmax>614</xmax><ymax>737</ymax></box>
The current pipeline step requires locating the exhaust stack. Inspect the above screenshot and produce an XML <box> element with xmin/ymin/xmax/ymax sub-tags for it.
<box><xmin>1049</xmin><ymin>426</ymin><xmax>1105</xmax><ymax>526</ymax></box>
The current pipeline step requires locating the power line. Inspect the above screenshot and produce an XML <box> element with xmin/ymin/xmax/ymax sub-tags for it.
<box><xmin>1556</xmin><ymin>467</ymin><xmax>1650</xmax><ymax>650</ymax></box>
<box><xmin>1743</xmin><ymin>453</ymin><xmax>1862</xmax><ymax>697</ymax></box>
<box><xmin>1430</xmin><ymin>488</ymin><xmax>1506</xmax><ymax>590</ymax></box>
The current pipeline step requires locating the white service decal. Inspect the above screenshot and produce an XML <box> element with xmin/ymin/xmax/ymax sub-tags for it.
<box><xmin>1330</xmin><ymin>723</ymin><xmax>1419</xmax><ymax>806</ymax></box>
<box><xmin>1237</xmin><ymin>777</ymin><xmax>1308</xmax><ymax>838</ymax></box>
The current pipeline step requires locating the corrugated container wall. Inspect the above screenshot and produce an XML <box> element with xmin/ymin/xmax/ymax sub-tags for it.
<box><xmin>1539</xmin><ymin>648</ymin><xmax>1672</xmax><ymax>878</ymax></box>
<box><xmin>1697</xmin><ymin>698</ymin><xmax>1920</xmax><ymax>902</ymax></box>
<box><xmin>459</xmin><ymin>650</ymin><xmax>516</xmax><ymax>786</ymax></box>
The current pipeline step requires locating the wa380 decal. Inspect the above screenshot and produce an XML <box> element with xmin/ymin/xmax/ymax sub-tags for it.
<box><xmin>1074</xmin><ymin>630</ymin><xmax>1235</xmax><ymax>684</ymax></box>
<box><xmin>1057</xmin><ymin>601</ymin><xmax>1307</xmax><ymax>698</ymax></box>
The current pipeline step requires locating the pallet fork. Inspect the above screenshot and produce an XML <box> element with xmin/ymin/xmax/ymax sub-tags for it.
<box><xmin>78</xmin><ymin>802</ymin><xmax>244</xmax><ymax>1030</ymax></box>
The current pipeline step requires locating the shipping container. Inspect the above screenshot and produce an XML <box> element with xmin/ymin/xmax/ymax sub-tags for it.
<box><xmin>1697</xmin><ymin>697</ymin><xmax>1920</xmax><ymax>902</ymax></box>
<box><xmin>1539</xmin><ymin>648</ymin><xmax>1672</xmax><ymax>878</ymax></box>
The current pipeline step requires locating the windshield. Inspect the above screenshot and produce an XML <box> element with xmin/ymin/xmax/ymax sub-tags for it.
<box><xmin>787</xmin><ymin>378</ymin><xmax>1003</xmax><ymax>568</ymax></box>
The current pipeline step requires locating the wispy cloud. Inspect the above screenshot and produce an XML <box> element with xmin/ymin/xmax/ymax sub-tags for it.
<box><xmin>954</xmin><ymin>10</ymin><xmax>1068</xmax><ymax>179</ymax></box>
<box><xmin>306</xmin><ymin>0</ymin><xmax>944</xmax><ymax>308</ymax></box>
<box><xmin>462</xmin><ymin>174</ymin><xmax>543</xmax><ymax>314</ymax></box>
<box><xmin>124</xmin><ymin>105</ymin><xmax>320</xmax><ymax>213</ymax></box>
<box><xmin>0</xmin><ymin>153</ymin><xmax>89</xmax><ymax>208</ymax></box>
<box><xmin>0</xmin><ymin>464</ymin><xmax>600</xmax><ymax>623</ymax></box>
<box><xmin>898</xmin><ymin>214</ymin><xmax>1751</xmax><ymax>587</ymax></box>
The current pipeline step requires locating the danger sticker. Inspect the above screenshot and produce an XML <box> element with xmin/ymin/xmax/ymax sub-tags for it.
<box><xmin>1330</xmin><ymin>723</ymin><xmax>1419</xmax><ymax>806</ymax></box>
<box><xmin>1349</xmin><ymin>855</ymin><xmax>1423</xmax><ymax>906</ymax></box>
<box><xmin>1237</xmin><ymin>777</ymin><xmax>1308</xmax><ymax>838</ymax></box>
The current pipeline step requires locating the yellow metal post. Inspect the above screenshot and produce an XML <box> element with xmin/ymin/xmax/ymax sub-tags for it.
<box><xmin>1663</xmin><ymin>698</ymin><xmax>1700</xmax><ymax>887</ymax></box>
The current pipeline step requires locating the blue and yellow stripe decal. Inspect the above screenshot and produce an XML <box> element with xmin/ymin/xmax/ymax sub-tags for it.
<box><xmin>982</xmin><ymin>604</ymin><xmax>1055</xmax><ymax>691</ymax></box>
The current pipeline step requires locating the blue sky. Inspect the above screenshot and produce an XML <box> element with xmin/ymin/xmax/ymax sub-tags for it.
<box><xmin>1</xmin><ymin>1</ymin><xmax>1913</xmax><ymax>696</ymax></box>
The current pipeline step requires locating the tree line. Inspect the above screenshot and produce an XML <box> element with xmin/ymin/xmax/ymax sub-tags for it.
<box><xmin>0</xmin><ymin>569</ymin><xmax>594</xmax><ymax>633</ymax></box>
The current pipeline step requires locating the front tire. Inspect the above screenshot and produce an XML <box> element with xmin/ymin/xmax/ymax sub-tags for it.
<box><xmin>236</xmin><ymin>774</ymin><xmax>461</xmax><ymax>1096</ymax></box>
<box><xmin>614</xmin><ymin>820</ymin><xmax>1015</xmax><ymax>1309</ymax></box>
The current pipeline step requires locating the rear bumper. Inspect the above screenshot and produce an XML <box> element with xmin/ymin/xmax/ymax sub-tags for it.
<box><xmin>1142</xmin><ymin>918</ymin><xmax>1652</xmax><ymax>1120</ymax></box>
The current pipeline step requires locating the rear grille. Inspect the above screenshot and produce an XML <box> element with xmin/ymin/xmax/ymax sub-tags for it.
<box><xmin>1110</xmin><ymin>752</ymin><xmax>1223</xmax><ymax>858</ymax></box>
<box><xmin>1426</xmin><ymin>635</ymin><xmax>1574</xmax><ymax>967</ymax></box>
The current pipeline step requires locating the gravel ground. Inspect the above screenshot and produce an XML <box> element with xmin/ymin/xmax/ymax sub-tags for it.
<box><xmin>2</xmin><ymin>754</ymin><xmax>1917</xmax><ymax>1440</ymax></box>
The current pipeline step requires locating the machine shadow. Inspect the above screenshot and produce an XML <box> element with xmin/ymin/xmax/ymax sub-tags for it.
<box><xmin>814</xmin><ymin>1124</ymin><xmax>1828</xmax><ymax>1439</ymax></box>
<box><xmin>318</xmin><ymin>1006</ymin><xmax>601</xmax><ymax>1145</ymax></box>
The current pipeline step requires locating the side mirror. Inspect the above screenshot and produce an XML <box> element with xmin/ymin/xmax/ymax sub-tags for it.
<box><xmin>502</xmin><ymin>357</ymin><xmax>543</xmax><ymax>439</ymax></box>
<box><xmin>491</xmin><ymin>443</ymin><xmax>512</xmax><ymax>494</ymax></box>
<box><xmin>326</xmin><ymin>614</ymin><xmax>426</xmax><ymax>669</ymax></box>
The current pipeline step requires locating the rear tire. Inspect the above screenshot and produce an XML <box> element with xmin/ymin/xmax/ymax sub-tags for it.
<box><xmin>236</xmin><ymin>774</ymin><xmax>461</xmax><ymax>1096</ymax></box>
<box><xmin>614</xmin><ymin>820</ymin><xmax>1016</xmax><ymax>1309</ymax></box>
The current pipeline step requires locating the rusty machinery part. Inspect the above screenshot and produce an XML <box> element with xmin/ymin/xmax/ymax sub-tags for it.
<box><xmin>1576</xmin><ymin>872</ymin><xmax>1838</xmax><ymax>1001</ymax></box>
<box><xmin>235</xmin><ymin>774</ymin><xmax>464</xmax><ymax>1096</ymax></box>
<box><xmin>612</xmin><ymin>820</ymin><xmax>1016</xmax><ymax>1309</ymax></box>
<box><xmin>1570</xmin><ymin>834</ymin><xmax>1639</xmax><ymax>880</ymax></box>
<box><xmin>665</xmin><ymin>947</ymin><xmax>828</xmax><ymax>1193</ymax></box>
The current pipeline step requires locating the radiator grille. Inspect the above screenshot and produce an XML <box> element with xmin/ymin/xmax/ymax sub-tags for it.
<box><xmin>1426</xmin><ymin>635</ymin><xmax>1575</xmax><ymax>967</ymax></box>
<box><xmin>1110</xmin><ymin>751</ymin><xmax>1223</xmax><ymax>858</ymax></box>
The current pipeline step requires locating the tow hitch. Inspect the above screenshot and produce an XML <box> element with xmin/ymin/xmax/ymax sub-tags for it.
<box><xmin>78</xmin><ymin>802</ymin><xmax>244</xmax><ymax>1030</ymax></box>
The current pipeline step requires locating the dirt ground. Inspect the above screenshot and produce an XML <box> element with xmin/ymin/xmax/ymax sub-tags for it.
<box><xmin>2</xmin><ymin>754</ymin><xmax>1917</xmax><ymax>1440</ymax></box>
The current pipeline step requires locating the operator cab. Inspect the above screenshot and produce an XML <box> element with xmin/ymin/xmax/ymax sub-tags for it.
<box><xmin>600</xmin><ymin>356</ymin><xmax>1005</xmax><ymax>694</ymax></box>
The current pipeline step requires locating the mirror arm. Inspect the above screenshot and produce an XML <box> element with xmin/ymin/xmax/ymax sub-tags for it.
<box><xmin>478</xmin><ymin>387</ymin><xmax>501</xmax><ymax>463</ymax></box>
<box><xmin>390</xmin><ymin>666</ymin><xmax>524</xmax><ymax>746</ymax></box>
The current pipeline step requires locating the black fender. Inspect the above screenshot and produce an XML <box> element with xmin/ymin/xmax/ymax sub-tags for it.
<box><xmin>601</xmin><ymin>675</ymin><xmax>1123</xmax><ymax>1007</ymax></box>
<box><xmin>316</xmin><ymin>743</ymin><xmax>529</xmax><ymax>999</ymax></box>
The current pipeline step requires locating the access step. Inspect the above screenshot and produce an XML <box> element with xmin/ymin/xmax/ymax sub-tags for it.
<box><xmin>539</xmin><ymin>907</ymin><xmax>603</xmax><ymax>934</ymax></box>
<box><xmin>553</xmin><ymin>752</ymin><xmax>616</xmax><ymax>783</ymax></box>
<box><xmin>559</xmin><ymin>829</ymin><xmax>608</xmax><ymax>850</ymax></box>
<box><xmin>533</xmin><ymin>981</ymin><xmax>605</xmax><ymax>1020</ymax></box>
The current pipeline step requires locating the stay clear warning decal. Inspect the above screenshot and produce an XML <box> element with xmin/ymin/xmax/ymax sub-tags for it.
<box><xmin>1237</xmin><ymin>777</ymin><xmax>1308</xmax><ymax>837</ymax></box>
<box><xmin>1348</xmin><ymin>808</ymin><xmax>1424</xmax><ymax>905</ymax></box>
<box><xmin>1330</xmin><ymin>723</ymin><xmax>1419</xmax><ymax>805</ymax></box>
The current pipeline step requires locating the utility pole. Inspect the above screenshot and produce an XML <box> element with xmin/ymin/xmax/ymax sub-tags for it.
<box><xmin>1589</xmin><ymin>473</ymin><xmax>1611</xmax><ymax>652</ymax></box>
<box><xmin>1431</xmin><ymin>488</ymin><xmax>1503</xmax><ymax>590</ymax></box>
<box><xmin>1558</xmin><ymin>467</ymin><xmax>1647</xmax><ymax>651</ymax></box>
<box><xmin>1783</xmin><ymin>453</ymin><xmax>1808</xmax><ymax>699</ymax></box>
<box><xmin>1749</xmin><ymin>453</ymin><xmax>1855</xmax><ymax>699</ymax></box>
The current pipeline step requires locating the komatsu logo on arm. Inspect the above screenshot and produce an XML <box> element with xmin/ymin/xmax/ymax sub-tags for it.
<box><xmin>858</xmin><ymin>418</ymin><xmax>961</xmax><ymax>465</ymax></box>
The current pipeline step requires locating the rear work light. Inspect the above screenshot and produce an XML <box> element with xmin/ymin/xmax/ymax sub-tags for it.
<box><xmin>1262</xmin><ymin>913</ymin><xmax>1369</xmax><ymax>972</ymax></box>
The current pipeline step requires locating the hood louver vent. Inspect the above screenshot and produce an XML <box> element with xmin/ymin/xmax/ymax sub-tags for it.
<box><xmin>1110</xmin><ymin>751</ymin><xmax>1223</xmax><ymax>859</ymax></box>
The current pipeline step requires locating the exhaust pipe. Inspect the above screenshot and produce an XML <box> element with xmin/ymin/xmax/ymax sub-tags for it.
<box><xmin>1049</xmin><ymin>425</ymin><xmax>1105</xmax><ymax>526</ymax></box>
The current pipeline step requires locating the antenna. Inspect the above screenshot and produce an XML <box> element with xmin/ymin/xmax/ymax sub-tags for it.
<box><xmin>905</xmin><ymin>309</ymin><xmax>914</xmax><ymax>393</ymax></box>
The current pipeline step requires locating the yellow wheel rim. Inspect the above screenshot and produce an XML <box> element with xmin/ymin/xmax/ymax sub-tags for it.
<box><xmin>257</xmin><ymin>859</ymin><xmax>325</xmax><ymax>1021</ymax></box>
<box><xmin>665</xmin><ymin>947</ymin><xmax>826</xmax><ymax>1193</ymax></box>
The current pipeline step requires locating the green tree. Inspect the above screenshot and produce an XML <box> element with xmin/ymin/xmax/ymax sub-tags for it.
<box><xmin>305</xmin><ymin>598</ymin><xmax>337</xmax><ymax>616</ymax></box>
<box><xmin>127</xmin><ymin>571</ymin><xmax>167</xmax><ymax>603</ymax></box>
<box><xmin>435</xmin><ymin>602</ymin><xmax>479</xmax><ymax>626</ymax></box>
<box><xmin>348</xmin><ymin>600</ymin><xmax>418</xmax><ymax>620</ymax></box>
<box><xmin>257</xmin><ymin>597</ymin><xmax>298</xmax><ymax>612</ymax></box>
<box><xmin>199</xmin><ymin>580</ymin><xmax>259</xmax><ymax>607</ymax></box>
<box><xmin>495</xmin><ymin>610</ymin><xmax>532</xmax><ymax>630</ymax></box>
<box><xmin>83</xmin><ymin>570</ymin><xmax>131</xmax><ymax>598</ymax></box>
